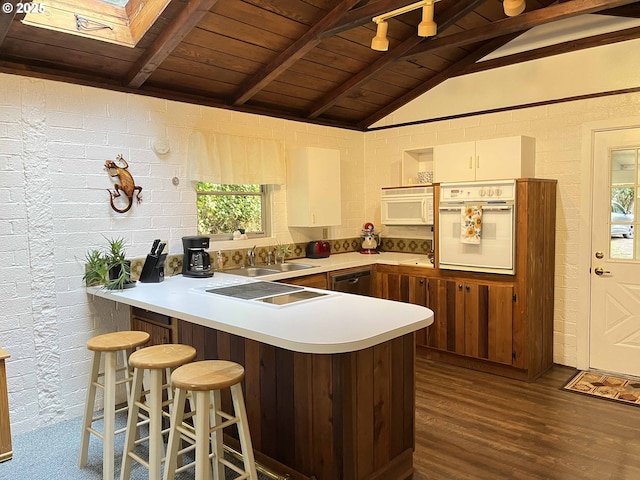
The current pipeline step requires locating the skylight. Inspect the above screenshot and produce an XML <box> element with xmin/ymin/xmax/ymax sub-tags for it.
<box><xmin>22</xmin><ymin>0</ymin><xmax>171</xmax><ymax>48</ymax></box>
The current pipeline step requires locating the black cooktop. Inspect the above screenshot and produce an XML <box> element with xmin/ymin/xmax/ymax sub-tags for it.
<box><xmin>206</xmin><ymin>281</ymin><xmax>303</xmax><ymax>300</ymax></box>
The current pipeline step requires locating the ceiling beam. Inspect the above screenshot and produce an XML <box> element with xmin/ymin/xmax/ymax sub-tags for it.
<box><xmin>0</xmin><ymin>1</ymin><xmax>26</xmax><ymax>47</ymax></box>
<box><xmin>307</xmin><ymin>0</ymin><xmax>488</xmax><ymax>119</ymax></box>
<box><xmin>460</xmin><ymin>24</ymin><xmax>640</xmax><ymax>76</ymax></box>
<box><xmin>360</xmin><ymin>33</ymin><xmax>521</xmax><ymax>128</ymax></box>
<box><xmin>126</xmin><ymin>0</ymin><xmax>220</xmax><ymax>88</ymax></box>
<box><xmin>319</xmin><ymin>0</ymin><xmax>421</xmax><ymax>38</ymax></box>
<box><xmin>232</xmin><ymin>0</ymin><xmax>361</xmax><ymax>106</ymax></box>
<box><xmin>597</xmin><ymin>4</ymin><xmax>640</xmax><ymax>16</ymax></box>
<box><xmin>403</xmin><ymin>0</ymin><xmax>640</xmax><ymax>60</ymax></box>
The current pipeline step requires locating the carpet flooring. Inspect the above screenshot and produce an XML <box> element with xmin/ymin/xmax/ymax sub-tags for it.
<box><xmin>563</xmin><ymin>370</ymin><xmax>640</xmax><ymax>407</ymax></box>
<box><xmin>0</xmin><ymin>411</ymin><xmax>269</xmax><ymax>479</ymax></box>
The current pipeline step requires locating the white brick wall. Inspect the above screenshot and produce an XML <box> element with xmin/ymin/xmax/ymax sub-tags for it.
<box><xmin>2</xmin><ymin>69</ymin><xmax>639</xmax><ymax>435</ymax></box>
<box><xmin>0</xmin><ymin>73</ymin><xmax>363</xmax><ymax>434</ymax></box>
<box><xmin>364</xmin><ymin>93</ymin><xmax>640</xmax><ymax>371</ymax></box>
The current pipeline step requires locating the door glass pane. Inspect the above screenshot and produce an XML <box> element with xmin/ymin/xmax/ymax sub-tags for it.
<box><xmin>609</xmin><ymin>148</ymin><xmax>637</xmax><ymax>260</ymax></box>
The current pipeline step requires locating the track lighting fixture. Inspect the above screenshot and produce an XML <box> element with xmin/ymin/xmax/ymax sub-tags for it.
<box><xmin>417</xmin><ymin>2</ymin><xmax>437</xmax><ymax>37</ymax></box>
<box><xmin>503</xmin><ymin>0</ymin><xmax>526</xmax><ymax>17</ymax></box>
<box><xmin>371</xmin><ymin>20</ymin><xmax>390</xmax><ymax>51</ymax></box>
<box><xmin>370</xmin><ymin>0</ymin><xmax>440</xmax><ymax>51</ymax></box>
<box><xmin>371</xmin><ymin>0</ymin><xmax>527</xmax><ymax>51</ymax></box>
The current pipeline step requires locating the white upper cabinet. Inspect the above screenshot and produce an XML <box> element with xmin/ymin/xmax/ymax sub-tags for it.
<box><xmin>434</xmin><ymin>136</ymin><xmax>535</xmax><ymax>183</ymax></box>
<box><xmin>286</xmin><ymin>147</ymin><xmax>342</xmax><ymax>227</ymax></box>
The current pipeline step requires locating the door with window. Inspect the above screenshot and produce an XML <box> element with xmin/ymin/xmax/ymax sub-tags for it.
<box><xmin>590</xmin><ymin>128</ymin><xmax>640</xmax><ymax>376</ymax></box>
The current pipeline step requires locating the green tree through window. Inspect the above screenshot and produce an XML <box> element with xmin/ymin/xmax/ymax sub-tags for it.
<box><xmin>196</xmin><ymin>183</ymin><xmax>266</xmax><ymax>237</ymax></box>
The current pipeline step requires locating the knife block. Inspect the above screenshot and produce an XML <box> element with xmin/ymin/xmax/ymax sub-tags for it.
<box><xmin>139</xmin><ymin>253</ymin><xmax>167</xmax><ymax>283</ymax></box>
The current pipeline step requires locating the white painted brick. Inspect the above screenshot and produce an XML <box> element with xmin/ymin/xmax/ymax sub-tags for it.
<box><xmin>47</xmin><ymin>126</ymin><xmax>107</xmax><ymax>145</ymax></box>
<box><xmin>46</xmin><ymin>141</ymin><xmax>87</xmax><ymax>159</ymax></box>
<box><xmin>0</xmin><ymin>105</ymin><xmax>20</xmax><ymax>124</ymax></box>
<box><xmin>0</xmin><ymin>138</ymin><xmax>22</xmax><ymax>154</ymax></box>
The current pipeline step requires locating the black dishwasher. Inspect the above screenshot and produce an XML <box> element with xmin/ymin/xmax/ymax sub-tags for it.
<box><xmin>330</xmin><ymin>268</ymin><xmax>372</xmax><ymax>296</ymax></box>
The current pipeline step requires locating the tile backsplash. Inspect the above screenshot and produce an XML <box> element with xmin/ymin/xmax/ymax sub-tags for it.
<box><xmin>129</xmin><ymin>237</ymin><xmax>433</xmax><ymax>280</ymax></box>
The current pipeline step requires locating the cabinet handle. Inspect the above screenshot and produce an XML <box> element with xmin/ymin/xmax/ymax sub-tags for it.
<box><xmin>465</xmin><ymin>285</ymin><xmax>470</xmax><ymax>291</ymax></box>
<box><xmin>419</xmin><ymin>279</ymin><xmax>425</xmax><ymax>284</ymax></box>
<box><xmin>458</xmin><ymin>283</ymin><xmax>463</xmax><ymax>289</ymax></box>
<box><xmin>469</xmin><ymin>157</ymin><xmax>473</xmax><ymax>169</ymax></box>
<box><xmin>476</xmin><ymin>155</ymin><xmax>480</xmax><ymax>169</ymax></box>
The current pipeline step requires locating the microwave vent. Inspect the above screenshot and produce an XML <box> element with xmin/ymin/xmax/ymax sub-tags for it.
<box><xmin>382</xmin><ymin>186</ymin><xmax>433</xmax><ymax>196</ymax></box>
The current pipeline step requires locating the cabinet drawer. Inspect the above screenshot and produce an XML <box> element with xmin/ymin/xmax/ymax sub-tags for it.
<box><xmin>132</xmin><ymin>307</ymin><xmax>171</xmax><ymax>326</ymax></box>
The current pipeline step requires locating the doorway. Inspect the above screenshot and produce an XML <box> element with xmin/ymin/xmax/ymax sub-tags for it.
<box><xmin>590</xmin><ymin>127</ymin><xmax>640</xmax><ymax>376</ymax></box>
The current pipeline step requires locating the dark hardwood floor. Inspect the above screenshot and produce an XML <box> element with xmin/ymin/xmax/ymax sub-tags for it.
<box><xmin>412</xmin><ymin>354</ymin><xmax>640</xmax><ymax>480</ymax></box>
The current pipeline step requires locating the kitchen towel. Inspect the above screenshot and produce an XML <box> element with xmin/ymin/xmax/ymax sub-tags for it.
<box><xmin>461</xmin><ymin>205</ymin><xmax>483</xmax><ymax>244</ymax></box>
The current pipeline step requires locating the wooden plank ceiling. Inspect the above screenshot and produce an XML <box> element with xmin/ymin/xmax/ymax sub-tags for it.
<box><xmin>1</xmin><ymin>0</ymin><xmax>640</xmax><ymax>130</ymax></box>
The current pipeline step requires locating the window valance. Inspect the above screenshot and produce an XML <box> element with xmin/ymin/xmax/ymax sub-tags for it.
<box><xmin>187</xmin><ymin>131</ymin><xmax>285</xmax><ymax>185</ymax></box>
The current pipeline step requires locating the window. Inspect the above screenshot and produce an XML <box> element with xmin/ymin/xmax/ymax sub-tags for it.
<box><xmin>196</xmin><ymin>183</ymin><xmax>269</xmax><ymax>239</ymax></box>
<box><xmin>22</xmin><ymin>0</ymin><xmax>171</xmax><ymax>47</ymax></box>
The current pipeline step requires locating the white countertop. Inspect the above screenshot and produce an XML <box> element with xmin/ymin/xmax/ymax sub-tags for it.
<box><xmin>254</xmin><ymin>251</ymin><xmax>434</xmax><ymax>281</ymax></box>
<box><xmin>89</xmin><ymin>252</ymin><xmax>434</xmax><ymax>354</ymax></box>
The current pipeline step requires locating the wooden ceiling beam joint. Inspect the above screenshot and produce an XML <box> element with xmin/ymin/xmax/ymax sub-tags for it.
<box><xmin>126</xmin><ymin>0</ymin><xmax>220</xmax><ymax>89</ymax></box>
<box><xmin>362</xmin><ymin>33</ymin><xmax>522</xmax><ymax>127</ymax></box>
<box><xmin>307</xmin><ymin>0</ymin><xmax>488</xmax><ymax>119</ymax></box>
<box><xmin>403</xmin><ymin>0</ymin><xmax>640</xmax><ymax>60</ymax></box>
<box><xmin>231</xmin><ymin>0</ymin><xmax>361</xmax><ymax>106</ymax></box>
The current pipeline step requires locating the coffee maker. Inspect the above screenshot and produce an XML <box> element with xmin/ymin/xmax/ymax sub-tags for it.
<box><xmin>182</xmin><ymin>236</ymin><xmax>213</xmax><ymax>278</ymax></box>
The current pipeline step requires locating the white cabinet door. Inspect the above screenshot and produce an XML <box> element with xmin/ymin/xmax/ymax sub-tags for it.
<box><xmin>286</xmin><ymin>147</ymin><xmax>341</xmax><ymax>227</ymax></box>
<box><xmin>433</xmin><ymin>141</ymin><xmax>476</xmax><ymax>182</ymax></box>
<box><xmin>475</xmin><ymin>136</ymin><xmax>535</xmax><ymax>181</ymax></box>
<box><xmin>434</xmin><ymin>136</ymin><xmax>535</xmax><ymax>183</ymax></box>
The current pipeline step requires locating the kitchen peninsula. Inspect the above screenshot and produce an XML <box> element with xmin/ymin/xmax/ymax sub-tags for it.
<box><xmin>89</xmin><ymin>265</ymin><xmax>433</xmax><ymax>480</ymax></box>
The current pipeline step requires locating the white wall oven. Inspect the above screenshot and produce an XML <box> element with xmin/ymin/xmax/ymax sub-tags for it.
<box><xmin>438</xmin><ymin>180</ymin><xmax>516</xmax><ymax>275</ymax></box>
<box><xmin>380</xmin><ymin>185</ymin><xmax>434</xmax><ymax>225</ymax></box>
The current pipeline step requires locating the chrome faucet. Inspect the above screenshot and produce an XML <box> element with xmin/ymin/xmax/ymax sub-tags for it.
<box><xmin>246</xmin><ymin>245</ymin><xmax>256</xmax><ymax>267</ymax></box>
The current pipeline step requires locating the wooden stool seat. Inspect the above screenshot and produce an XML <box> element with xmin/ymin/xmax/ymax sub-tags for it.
<box><xmin>163</xmin><ymin>360</ymin><xmax>257</xmax><ymax>480</ymax></box>
<box><xmin>128</xmin><ymin>344</ymin><xmax>197</xmax><ymax>370</ymax></box>
<box><xmin>79</xmin><ymin>330</ymin><xmax>150</xmax><ymax>480</ymax></box>
<box><xmin>87</xmin><ymin>331</ymin><xmax>150</xmax><ymax>352</ymax></box>
<box><xmin>170</xmin><ymin>360</ymin><xmax>244</xmax><ymax>391</ymax></box>
<box><xmin>120</xmin><ymin>344</ymin><xmax>197</xmax><ymax>480</ymax></box>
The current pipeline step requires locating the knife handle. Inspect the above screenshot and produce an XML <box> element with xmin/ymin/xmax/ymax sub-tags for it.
<box><xmin>156</xmin><ymin>242</ymin><xmax>166</xmax><ymax>256</ymax></box>
<box><xmin>150</xmin><ymin>239</ymin><xmax>160</xmax><ymax>255</ymax></box>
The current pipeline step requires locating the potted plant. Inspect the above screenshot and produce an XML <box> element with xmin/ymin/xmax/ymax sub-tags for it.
<box><xmin>82</xmin><ymin>248</ymin><xmax>108</xmax><ymax>287</ymax></box>
<box><xmin>83</xmin><ymin>237</ymin><xmax>135</xmax><ymax>290</ymax></box>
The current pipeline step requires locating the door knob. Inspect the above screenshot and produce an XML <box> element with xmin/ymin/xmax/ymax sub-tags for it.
<box><xmin>594</xmin><ymin>267</ymin><xmax>610</xmax><ymax>276</ymax></box>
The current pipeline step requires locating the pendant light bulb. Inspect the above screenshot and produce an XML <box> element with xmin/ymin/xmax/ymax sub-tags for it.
<box><xmin>371</xmin><ymin>21</ymin><xmax>389</xmax><ymax>51</ymax></box>
<box><xmin>417</xmin><ymin>3</ymin><xmax>437</xmax><ymax>37</ymax></box>
<box><xmin>503</xmin><ymin>0</ymin><xmax>526</xmax><ymax>17</ymax></box>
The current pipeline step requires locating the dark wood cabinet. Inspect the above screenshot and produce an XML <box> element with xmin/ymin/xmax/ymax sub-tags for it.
<box><xmin>280</xmin><ymin>272</ymin><xmax>328</xmax><ymax>289</ymax></box>
<box><xmin>427</xmin><ymin>279</ymin><xmax>514</xmax><ymax>365</ymax></box>
<box><xmin>374</xmin><ymin>179</ymin><xmax>556</xmax><ymax>381</ymax></box>
<box><xmin>375</xmin><ymin>270</ymin><xmax>430</xmax><ymax>345</ymax></box>
<box><xmin>178</xmin><ymin>320</ymin><xmax>416</xmax><ymax>480</ymax></box>
<box><xmin>130</xmin><ymin>307</ymin><xmax>177</xmax><ymax>345</ymax></box>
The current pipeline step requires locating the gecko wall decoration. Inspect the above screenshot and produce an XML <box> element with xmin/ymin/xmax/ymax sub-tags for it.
<box><xmin>105</xmin><ymin>154</ymin><xmax>142</xmax><ymax>214</ymax></box>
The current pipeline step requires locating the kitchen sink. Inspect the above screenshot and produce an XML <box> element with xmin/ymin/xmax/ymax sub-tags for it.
<box><xmin>224</xmin><ymin>263</ymin><xmax>315</xmax><ymax>277</ymax></box>
<box><xmin>224</xmin><ymin>267</ymin><xmax>280</xmax><ymax>277</ymax></box>
<box><xmin>268</xmin><ymin>263</ymin><xmax>314</xmax><ymax>272</ymax></box>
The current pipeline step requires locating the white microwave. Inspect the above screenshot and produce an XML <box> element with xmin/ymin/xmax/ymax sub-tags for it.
<box><xmin>380</xmin><ymin>186</ymin><xmax>434</xmax><ymax>225</ymax></box>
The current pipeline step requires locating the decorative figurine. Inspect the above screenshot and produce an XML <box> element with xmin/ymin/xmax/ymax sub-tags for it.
<box><xmin>105</xmin><ymin>154</ymin><xmax>142</xmax><ymax>213</ymax></box>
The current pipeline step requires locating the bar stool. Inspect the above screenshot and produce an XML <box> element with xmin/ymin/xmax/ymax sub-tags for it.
<box><xmin>163</xmin><ymin>360</ymin><xmax>258</xmax><ymax>480</ymax></box>
<box><xmin>120</xmin><ymin>344</ymin><xmax>197</xmax><ymax>480</ymax></box>
<box><xmin>79</xmin><ymin>330</ymin><xmax>151</xmax><ymax>480</ymax></box>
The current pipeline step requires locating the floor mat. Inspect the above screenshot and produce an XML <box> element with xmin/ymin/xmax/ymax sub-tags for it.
<box><xmin>563</xmin><ymin>370</ymin><xmax>640</xmax><ymax>407</ymax></box>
